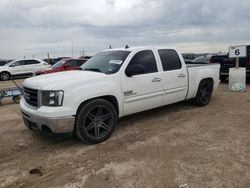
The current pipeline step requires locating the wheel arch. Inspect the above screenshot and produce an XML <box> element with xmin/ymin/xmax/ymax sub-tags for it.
<box><xmin>76</xmin><ymin>95</ymin><xmax>119</xmax><ymax>117</ymax></box>
<box><xmin>195</xmin><ymin>77</ymin><xmax>214</xmax><ymax>96</ymax></box>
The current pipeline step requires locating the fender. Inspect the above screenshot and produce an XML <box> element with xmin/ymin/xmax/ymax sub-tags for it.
<box><xmin>66</xmin><ymin>81</ymin><xmax>123</xmax><ymax>117</ymax></box>
<box><xmin>193</xmin><ymin>68</ymin><xmax>215</xmax><ymax>97</ymax></box>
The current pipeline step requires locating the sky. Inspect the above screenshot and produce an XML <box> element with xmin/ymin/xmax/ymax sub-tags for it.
<box><xmin>0</xmin><ymin>0</ymin><xmax>250</xmax><ymax>59</ymax></box>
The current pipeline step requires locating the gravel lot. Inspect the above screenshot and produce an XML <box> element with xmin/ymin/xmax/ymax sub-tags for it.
<box><xmin>0</xmin><ymin>80</ymin><xmax>250</xmax><ymax>188</ymax></box>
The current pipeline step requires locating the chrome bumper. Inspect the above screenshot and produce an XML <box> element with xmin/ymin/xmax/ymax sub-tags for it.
<box><xmin>22</xmin><ymin>110</ymin><xmax>75</xmax><ymax>134</ymax></box>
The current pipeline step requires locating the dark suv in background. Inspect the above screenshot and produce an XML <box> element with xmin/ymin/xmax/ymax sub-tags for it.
<box><xmin>210</xmin><ymin>54</ymin><xmax>250</xmax><ymax>81</ymax></box>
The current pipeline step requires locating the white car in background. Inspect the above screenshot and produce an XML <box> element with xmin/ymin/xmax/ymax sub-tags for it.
<box><xmin>0</xmin><ymin>59</ymin><xmax>50</xmax><ymax>81</ymax></box>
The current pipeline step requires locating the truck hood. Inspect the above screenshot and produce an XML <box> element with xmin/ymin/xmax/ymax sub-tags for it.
<box><xmin>23</xmin><ymin>70</ymin><xmax>107</xmax><ymax>90</ymax></box>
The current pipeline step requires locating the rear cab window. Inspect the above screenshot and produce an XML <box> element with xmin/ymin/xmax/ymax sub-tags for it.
<box><xmin>158</xmin><ymin>49</ymin><xmax>182</xmax><ymax>71</ymax></box>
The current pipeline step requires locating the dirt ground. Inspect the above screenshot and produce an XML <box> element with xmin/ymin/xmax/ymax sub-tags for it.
<box><xmin>0</xmin><ymin>79</ymin><xmax>250</xmax><ymax>188</ymax></box>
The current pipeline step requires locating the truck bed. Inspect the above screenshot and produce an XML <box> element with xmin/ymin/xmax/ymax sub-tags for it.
<box><xmin>186</xmin><ymin>63</ymin><xmax>217</xmax><ymax>68</ymax></box>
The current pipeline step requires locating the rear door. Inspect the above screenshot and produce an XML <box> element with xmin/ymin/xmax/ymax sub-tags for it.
<box><xmin>122</xmin><ymin>50</ymin><xmax>164</xmax><ymax>116</ymax></box>
<box><xmin>158</xmin><ymin>49</ymin><xmax>188</xmax><ymax>105</ymax></box>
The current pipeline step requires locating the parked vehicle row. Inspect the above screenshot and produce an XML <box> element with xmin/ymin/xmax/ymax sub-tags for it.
<box><xmin>0</xmin><ymin>58</ymin><xmax>89</xmax><ymax>81</ymax></box>
<box><xmin>20</xmin><ymin>46</ymin><xmax>220</xmax><ymax>144</ymax></box>
<box><xmin>0</xmin><ymin>59</ymin><xmax>50</xmax><ymax>81</ymax></box>
<box><xmin>35</xmin><ymin>58</ymin><xmax>87</xmax><ymax>75</ymax></box>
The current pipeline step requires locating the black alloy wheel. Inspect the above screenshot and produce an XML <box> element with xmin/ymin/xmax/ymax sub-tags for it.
<box><xmin>194</xmin><ymin>79</ymin><xmax>213</xmax><ymax>106</ymax></box>
<box><xmin>75</xmin><ymin>99</ymin><xmax>117</xmax><ymax>144</ymax></box>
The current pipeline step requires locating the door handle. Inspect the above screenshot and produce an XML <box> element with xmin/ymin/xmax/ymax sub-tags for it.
<box><xmin>178</xmin><ymin>74</ymin><xmax>186</xmax><ymax>78</ymax></box>
<box><xmin>152</xmin><ymin>77</ymin><xmax>162</xmax><ymax>82</ymax></box>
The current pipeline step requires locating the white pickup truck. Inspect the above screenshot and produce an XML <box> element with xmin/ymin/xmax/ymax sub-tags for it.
<box><xmin>20</xmin><ymin>46</ymin><xmax>220</xmax><ymax>144</ymax></box>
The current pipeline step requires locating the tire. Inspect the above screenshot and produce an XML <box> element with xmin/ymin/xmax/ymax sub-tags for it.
<box><xmin>75</xmin><ymin>99</ymin><xmax>117</xmax><ymax>144</ymax></box>
<box><xmin>193</xmin><ymin>79</ymin><xmax>213</xmax><ymax>106</ymax></box>
<box><xmin>0</xmin><ymin>72</ymin><xmax>11</xmax><ymax>81</ymax></box>
<box><xmin>13</xmin><ymin>96</ymin><xmax>21</xmax><ymax>104</ymax></box>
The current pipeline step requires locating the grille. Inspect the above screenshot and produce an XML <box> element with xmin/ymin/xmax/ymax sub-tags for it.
<box><xmin>23</xmin><ymin>87</ymin><xmax>38</xmax><ymax>107</ymax></box>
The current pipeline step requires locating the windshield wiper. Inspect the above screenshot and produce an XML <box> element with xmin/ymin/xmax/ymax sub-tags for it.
<box><xmin>83</xmin><ymin>68</ymin><xmax>102</xmax><ymax>73</ymax></box>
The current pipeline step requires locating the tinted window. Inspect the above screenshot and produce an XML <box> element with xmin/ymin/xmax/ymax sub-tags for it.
<box><xmin>0</xmin><ymin>61</ymin><xmax>8</xmax><ymax>66</ymax></box>
<box><xmin>24</xmin><ymin>60</ymin><xmax>40</xmax><ymax>65</ymax></box>
<box><xmin>126</xmin><ymin>50</ymin><xmax>157</xmax><ymax>75</ymax></box>
<box><xmin>52</xmin><ymin>59</ymin><xmax>66</xmax><ymax>68</ymax></box>
<box><xmin>78</xmin><ymin>60</ymin><xmax>86</xmax><ymax>66</ymax></box>
<box><xmin>65</xmin><ymin>60</ymin><xmax>78</xmax><ymax>67</ymax></box>
<box><xmin>13</xmin><ymin>60</ymin><xmax>24</xmax><ymax>66</ymax></box>
<box><xmin>66</xmin><ymin>60</ymin><xmax>86</xmax><ymax>67</ymax></box>
<box><xmin>159</xmin><ymin>50</ymin><xmax>182</xmax><ymax>71</ymax></box>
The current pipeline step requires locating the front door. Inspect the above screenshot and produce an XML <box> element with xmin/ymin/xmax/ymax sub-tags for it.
<box><xmin>122</xmin><ymin>50</ymin><xmax>164</xmax><ymax>116</ymax></box>
<box><xmin>9</xmin><ymin>60</ymin><xmax>25</xmax><ymax>75</ymax></box>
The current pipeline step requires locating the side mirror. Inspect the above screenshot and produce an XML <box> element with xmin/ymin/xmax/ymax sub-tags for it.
<box><xmin>125</xmin><ymin>64</ymin><xmax>145</xmax><ymax>77</ymax></box>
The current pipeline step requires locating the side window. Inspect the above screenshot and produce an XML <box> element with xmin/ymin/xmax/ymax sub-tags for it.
<box><xmin>13</xmin><ymin>60</ymin><xmax>24</xmax><ymax>66</ymax></box>
<box><xmin>158</xmin><ymin>49</ymin><xmax>182</xmax><ymax>71</ymax></box>
<box><xmin>24</xmin><ymin>60</ymin><xmax>40</xmax><ymax>65</ymax></box>
<box><xmin>65</xmin><ymin>60</ymin><xmax>78</xmax><ymax>67</ymax></box>
<box><xmin>77</xmin><ymin>60</ymin><xmax>86</xmax><ymax>66</ymax></box>
<box><xmin>126</xmin><ymin>50</ymin><xmax>157</xmax><ymax>75</ymax></box>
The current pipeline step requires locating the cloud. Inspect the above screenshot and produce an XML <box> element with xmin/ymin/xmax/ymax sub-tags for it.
<box><xmin>0</xmin><ymin>0</ymin><xmax>250</xmax><ymax>58</ymax></box>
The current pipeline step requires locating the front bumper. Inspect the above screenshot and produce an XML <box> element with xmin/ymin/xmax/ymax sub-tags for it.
<box><xmin>20</xmin><ymin>98</ymin><xmax>75</xmax><ymax>134</ymax></box>
<box><xmin>22</xmin><ymin>110</ymin><xmax>75</xmax><ymax>134</ymax></box>
<box><xmin>20</xmin><ymin>97</ymin><xmax>75</xmax><ymax>134</ymax></box>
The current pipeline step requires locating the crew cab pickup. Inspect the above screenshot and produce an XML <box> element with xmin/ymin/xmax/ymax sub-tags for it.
<box><xmin>20</xmin><ymin>46</ymin><xmax>220</xmax><ymax>144</ymax></box>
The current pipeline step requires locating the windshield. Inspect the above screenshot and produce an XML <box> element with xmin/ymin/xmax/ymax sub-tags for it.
<box><xmin>52</xmin><ymin>59</ymin><xmax>66</xmax><ymax>68</ymax></box>
<box><xmin>80</xmin><ymin>51</ymin><xmax>131</xmax><ymax>74</ymax></box>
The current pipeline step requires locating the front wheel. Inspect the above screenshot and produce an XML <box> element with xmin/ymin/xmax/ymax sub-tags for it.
<box><xmin>13</xmin><ymin>96</ymin><xmax>21</xmax><ymax>104</ymax></box>
<box><xmin>75</xmin><ymin>99</ymin><xmax>117</xmax><ymax>144</ymax></box>
<box><xmin>193</xmin><ymin>79</ymin><xmax>213</xmax><ymax>106</ymax></box>
<box><xmin>0</xmin><ymin>72</ymin><xmax>10</xmax><ymax>81</ymax></box>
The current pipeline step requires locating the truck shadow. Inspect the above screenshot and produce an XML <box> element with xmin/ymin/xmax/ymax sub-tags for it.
<box><xmin>29</xmin><ymin>100</ymin><xmax>195</xmax><ymax>146</ymax></box>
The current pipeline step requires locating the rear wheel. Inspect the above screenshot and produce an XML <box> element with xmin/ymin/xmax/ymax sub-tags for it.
<box><xmin>193</xmin><ymin>79</ymin><xmax>213</xmax><ymax>106</ymax></box>
<box><xmin>75</xmin><ymin>99</ymin><xmax>117</xmax><ymax>144</ymax></box>
<box><xmin>0</xmin><ymin>72</ymin><xmax>10</xmax><ymax>81</ymax></box>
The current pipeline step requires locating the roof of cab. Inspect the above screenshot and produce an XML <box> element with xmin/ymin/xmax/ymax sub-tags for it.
<box><xmin>104</xmin><ymin>46</ymin><xmax>178</xmax><ymax>52</ymax></box>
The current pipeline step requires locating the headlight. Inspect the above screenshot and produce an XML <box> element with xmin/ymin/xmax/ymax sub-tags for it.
<box><xmin>42</xmin><ymin>90</ymin><xmax>64</xmax><ymax>107</ymax></box>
